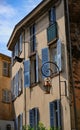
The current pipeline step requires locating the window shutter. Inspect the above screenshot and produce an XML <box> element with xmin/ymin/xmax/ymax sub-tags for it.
<box><xmin>57</xmin><ymin>39</ymin><xmax>62</xmax><ymax>71</ymax></box>
<box><xmin>49</xmin><ymin>102</ymin><xmax>54</xmax><ymax>127</ymax></box>
<box><xmin>35</xmin><ymin>108</ymin><xmax>39</xmax><ymax>129</ymax></box>
<box><xmin>20</xmin><ymin>113</ymin><xmax>23</xmax><ymax>130</ymax></box>
<box><xmin>16</xmin><ymin>72</ymin><xmax>19</xmax><ymax>97</ymax></box>
<box><xmin>36</xmin><ymin>54</ymin><xmax>39</xmax><ymax>82</ymax></box>
<box><xmin>29</xmin><ymin>109</ymin><xmax>34</xmax><ymax>128</ymax></box>
<box><xmin>19</xmin><ymin>68</ymin><xmax>22</xmax><ymax>94</ymax></box>
<box><xmin>15</xmin><ymin>117</ymin><xmax>18</xmax><ymax>130</ymax></box>
<box><xmin>57</xmin><ymin>100</ymin><xmax>61</xmax><ymax>128</ymax></box>
<box><xmin>51</xmin><ymin>7</ymin><xmax>56</xmax><ymax>24</ymax></box>
<box><xmin>42</xmin><ymin>47</ymin><xmax>49</xmax><ymax>78</ymax></box>
<box><xmin>24</xmin><ymin>60</ymin><xmax>30</xmax><ymax>87</ymax></box>
<box><xmin>20</xmin><ymin>34</ymin><xmax>23</xmax><ymax>53</ymax></box>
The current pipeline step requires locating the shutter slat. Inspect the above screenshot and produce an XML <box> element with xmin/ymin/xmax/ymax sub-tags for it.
<box><xmin>57</xmin><ymin>39</ymin><xmax>62</xmax><ymax>71</ymax></box>
<box><xmin>24</xmin><ymin>60</ymin><xmax>30</xmax><ymax>87</ymax></box>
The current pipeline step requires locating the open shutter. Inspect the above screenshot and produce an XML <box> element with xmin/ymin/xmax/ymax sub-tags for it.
<box><xmin>19</xmin><ymin>68</ymin><xmax>22</xmax><ymax>94</ymax></box>
<box><xmin>16</xmin><ymin>72</ymin><xmax>19</xmax><ymax>97</ymax></box>
<box><xmin>57</xmin><ymin>39</ymin><xmax>62</xmax><ymax>71</ymax></box>
<box><xmin>20</xmin><ymin>113</ymin><xmax>23</xmax><ymax>130</ymax></box>
<box><xmin>29</xmin><ymin>109</ymin><xmax>34</xmax><ymax>128</ymax></box>
<box><xmin>15</xmin><ymin>117</ymin><xmax>18</xmax><ymax>130</ymax></box>
<box><xmin>51</xmin><ymin>7</ymin><xmax>56</xmax><ymax>24</ymax></box>
<box><xmin>36</xmin><ymin>54</ymin><xmax>39</xmax><ymax>82</ymax></box>
<box><xmin>42</xmin><ymin>47</ymin><xmax>49</xmax><ymax>78</ymax></box>
<box><xmin>57</xmin><ymin>100</ymin><xmax>61</xmax><ymax>128</ymax></box>
<box><xmin>49</xmin><ymin>102</ymin><xmax>54</xmax><ymax>127</ymax></box>
<box><xmin>24</xmin><ymin>60</ymin><xmax>30</xmax><ymax>87</ymax></box>
<box><xmin>35</xmin><ymin>108</ymin><xmax>39</xmax><ymax>130</ymax></box>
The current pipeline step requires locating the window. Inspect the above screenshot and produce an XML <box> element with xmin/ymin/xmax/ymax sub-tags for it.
<box><xmin>42</xmin><ymin>39</ymin><xmax>62</xmax><ymax>78</ymax></box>
<box><xmin>3</xmin><ymin>62</ymin><xmax>11</xmax><ymax>77</ymax></box>
<box><xmin>29</xmin><ymin>108</ymin><xmax>39</xmax><ymax>130</ymax></box>
<box><xmin>2</xmin><ymin>89</ymin><xmax>11</xmax><ymax>103</ymax></box>
<box><xmin>12</xmin><ymin>33</ymin><xmax>23</xmax><ymax>65</ymax></box>
<box><xmin>49</xmin><ymin>100</ymin><xmax>61</xmax><ymax>129</ymax></box>
<box><xmin>49</xmin><ymin>7</ymin><xmax>56</xmax><ymax>25</ymax></box>
<box><xmin>12</xmin><ymin>68</ymin><xmax>23</xmax><ymax>100</ymax></box>
<box><xmin>30</xmin><ymin>24</ymin><xmax>36</xmax><ymax>53</ymax></box>
<box><xmin>24</xmin><ymin>54</ymin><xmax>38</xmax><ymax>88</ymax></box>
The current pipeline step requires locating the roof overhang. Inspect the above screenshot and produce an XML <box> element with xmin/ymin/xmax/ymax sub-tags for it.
<box><xmin>7</xmin><ymin>0</ymin><xmax>61</xmax><ymax>51</ymax></box>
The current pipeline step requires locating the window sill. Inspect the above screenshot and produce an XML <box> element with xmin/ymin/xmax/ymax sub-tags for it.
<box><xmin>47</xmin><ymin>38</ymin><xmax>57</xmax><ymax>46</ymax></box>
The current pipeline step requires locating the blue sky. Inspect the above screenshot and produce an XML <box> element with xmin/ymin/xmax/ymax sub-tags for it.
<box><xmin>0</xmin><ymin>0</ymin><xmax>42</xmax><ymax>56</ymax></box>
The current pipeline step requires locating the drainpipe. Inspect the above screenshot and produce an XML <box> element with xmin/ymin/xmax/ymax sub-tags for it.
<box><xmin>64</xmin><ymin>0</ymin><xmax>77</xmax><ymax>129</ymax></box>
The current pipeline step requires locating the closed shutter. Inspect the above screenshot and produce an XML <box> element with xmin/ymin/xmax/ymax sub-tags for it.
<box><xmin>49</xmin><ymin>102</ymin><xmax>54</xmax><ymax>127</ymax></box>
<box><xmin>57</xmin><ymin>100</ymin><xmax>61</xmax><ymax>128</ymax></box>
<box><xmin>42</xmin><ymin>47</ymin><xmax>49</xmax><ymax>78</ymax></box>
<box><xmin>20</xmin><ymin>113</ymin><xmax>23</xmax><ymax>130</ymax></box>
<box><xmin>24</xmin><ymin>60</ymin><xmax>30</xmax><ymax>87</ymax></box>
<box><xmin>36</xmin><ymin>54</ymin><xmax>39</xmax><ymax>82</ymax></box>
<box><xmin>57</xmin><ymin>39</ymin><xmax>62</xmax><ymax>71</ymax></box>
<box><xmin>29</xmin><ymin>109</ymin><xmax>34</xmax><ymax>128</ymax></box>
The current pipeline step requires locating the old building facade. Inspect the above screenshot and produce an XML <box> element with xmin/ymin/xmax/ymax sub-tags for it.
<box><xmin>0</xmin><ymin>53</ymin><xmax>14</xmax><ymax>130</ymax></box>
<box><xmin>7</xmin><ymin>0</ymin><xmax>80</xmax><ymax>130</ymax></box>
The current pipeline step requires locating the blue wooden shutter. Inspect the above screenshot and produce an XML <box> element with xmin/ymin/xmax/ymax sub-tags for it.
<box><xmin>35</xmin><ymin>108</ymin><xmax>39</xmax><ymax>129</ymax></box>
<box><xmin>16</xmin><ymin>72</ymin><xmax>19</xmax><ymax>97</ymax></box>
<box><xmin>29</xmin><ymin>109</ymin><xmax>34</xmax><ymax>128</ymax></box>
<box><xmin>15</xmin><ymin>117</ymin><xmax>18</xmax><ymax>130</ymax></box>
<box><xmin>20</xmin><ymin>34</ymin><xmax>23</xmax><ymax>53</ymax></box>
<box><xmin>24</xmin><ymin>60</ymin><xmax>30</xmax><ymax>87</ymax></box>
<box><xmin>20</xmin><ymin>113</ymin><xmax>23</xmax><ymax>130</ymax></box>
<box><xmin>57</xmin><ymin>39</ymin><xmax>62</xmax><ymax>71</ymax></box>
<box><xmin>51</xmin><ymin>7</ymin><xmax>56</xmax><ymax>24</ymax></box>
<box><xmin>49</xmin><ymin>102</ymin><xmax>54</xmax><ymax>127</ymax></box>
<box><xmin>42</xmin><ymin>47</ymin><xmax>49</xmax><ymax>78</ymax></box>
<box><xmin>57</xmin><ymin>100</ymin><xmax>61</xmax><ymax>128</ymax></box>
<box><xmin>36</xmin><ymin>54</ymin><xmax>39</xmax><ymax>82</ymax></box>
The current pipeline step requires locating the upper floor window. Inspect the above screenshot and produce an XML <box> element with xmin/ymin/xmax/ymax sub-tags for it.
<box><xmin>12</xmin><ymin>33</ymin><xmax>23</xmax><ymax>65</ymax></box>
<box><xmin>49</xmin><ymin>7</ymin><xmax>56</xmax><ymax>26</ymax></box>
<box><xmin>2</xmin><ymin>89</ymin><xmax>11</xmax><ymax>103</ymax></box>
<box><xmin>24</xmin><ymin>54</ymin><xmax>38</xmax><ymax>88</ymax></box>
<box><xmin>3</xmin><ymin>62</ymin><xmax>11</xmax><ymax>77</ymax></box>
<box><xmin>42</xmin><ymin>39</ymin><xmax>62</xmax><ymax>78</ymax></box>
<box><xmin>30</xmin><ymin>24</ymin><xmax>36</xmax><ymax>53</ymax></box>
